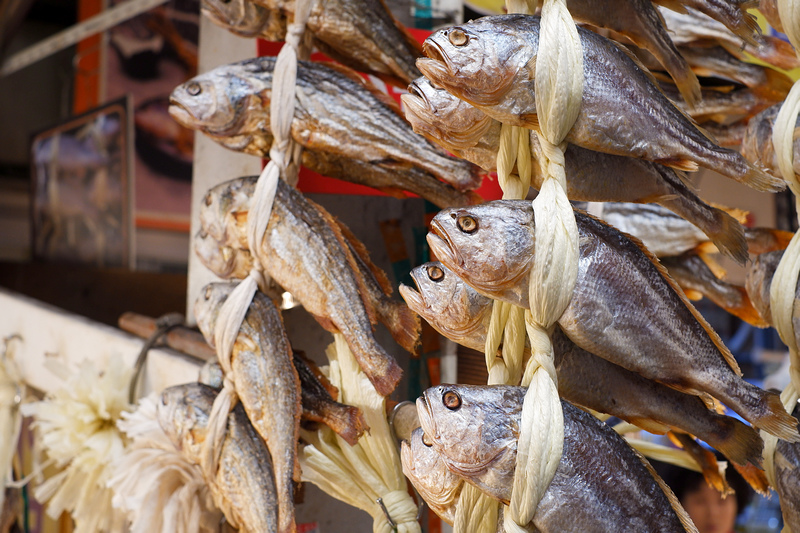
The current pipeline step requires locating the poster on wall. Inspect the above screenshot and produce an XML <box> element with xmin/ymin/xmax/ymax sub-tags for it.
<box><xmin>104</xmin><ymin>0</ymin><xmax>198</xmax><ymax>235</ymax></box>
<box><xmin>30</xmin><ymin>97</ymin><xmax>134</xmax><ymax>268</ymax></box>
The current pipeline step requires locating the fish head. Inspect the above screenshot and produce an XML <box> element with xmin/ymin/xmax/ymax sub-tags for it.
<box><xmin>427</xmin><ymin>201</ymin><xmax>534</xmax><ymax>296</ymax></box>
<box><xmin>198</xmin><ymin>360</ymin><xmax>224</xmax><ymax>390</ymax></box>
<box><xmin>157</xmin><ymin>383</ymin><xmax>213</xmax><ymax>453</ymax></box>
<box><xmin>417</xmin><ymin>17</ymin><xmax>531</xmax><ymax>108</ymax></box>
<box><xmin>201</xmin><ymin>0</ymin><xmax>269</xmax><ymax>37</ymax></box>
<box><xmin>195</xmin><ymin>230</ymin><xmax>255</xmax><ymax>280</ymax></box>
<box><xmin>199</xmin><ymin>176</ymin><xmax>256</xmax><ymax>245</ymax></box>
<box><xmin>416</xmin><ymin>384</ymin><xmax>522</xmax><ymax>478</ymax></box>
<box><xmin>745</xmin><ymin>249</ymin><xmax>784</xmax><ymax>326</ymax></box>
<box><xmin>169</xmin><ymin>67</ymin><xmax>257</xmax><ymax>137</ymax></box>
<box><xmin>400</xmin><ymin>262</ymin><xmax>492</xmax><ymax>346</ymax></box>
<box><xmin>402</xmin><ymin>77</ymin><xmax>493</xmax><ymax>151</ymax></box>
<box><xmin>401</xmin><ymin>427</ymin><xmax>462</xmax><ymax>524</ymax></box>
<box><xmin>194</xmin><ymin>282</ymin><xmax>238</xmax><ymax>347</ymax></box>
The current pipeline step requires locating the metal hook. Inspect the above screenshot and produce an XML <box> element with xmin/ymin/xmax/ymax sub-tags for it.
<box><xmin>376</xmin><ymin>497</ymin><xmax>398</xmax><ymax>531</ymax></box>
<box><xmin>128</xmin><ymin>313</ymin><xmax>184</xmax><ymax>404</ymax></box>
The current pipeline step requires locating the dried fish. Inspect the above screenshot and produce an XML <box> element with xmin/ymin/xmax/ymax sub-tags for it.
<box><xmin>169</xmin><ymin>57</ymin><xmax>482</xmax><ymax>206</ymax></box>
<box><xmin>417</xmin><ymin>15</ymin><xmax>783</xmax><ymax>192</ymax></box>
<box><xmin>195</xmin><ymin>282</ymin><xmax>301</xmax><ymax>533</ymax></box>
<box><xmin>417</xmin><ymin>384</ymin><xmax>696</xmax><ymax>532</ymax></box>
<box><xmin>201</xmin><ymin>0</ymin><xmax>287</xmax><ymax>40</ymax></box>
<box><xmin>158</xmin><ymin>383</ymin><xmax>278</xmax><ymax>533</ymax></box>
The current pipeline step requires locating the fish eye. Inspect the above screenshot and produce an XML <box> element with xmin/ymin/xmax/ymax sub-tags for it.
<box><xmin>204</xmin><ymin>286</ymin><xmax>213</xmax><ymax>300</ymax></box>
<box><xmin>186</xmin><ymin>82</ymin><xmax>202</xmax><ymax>96</ymax></box>
<box><xmin>448</xmin><ymin>28</ymin><xmax>468</xmax><ymax>47</ymax></box>
<box><xmin>421</xmin><ymin>432</ymin><xmax>433</xmax><ymax>447</ymax></box>
<box><xmin>427</xmin><ymin>265</ymin><xmax>444</xmax><ymax>282</ymax></box>
<box><xmin>456</xmin><ymin>215</ymin><xmax>478</xmax><ymax>234</ymax></box>
<box><xmin>442</xmin><ymin>390</ymin><xmax>461</xmax><ymax>410</ymax></box>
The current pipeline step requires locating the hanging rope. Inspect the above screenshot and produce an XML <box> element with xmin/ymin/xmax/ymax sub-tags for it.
<box><xmin>199</xmin><ymin>0</ymin><xmax>314</xmax><ymax>479</ymax></box>
<box><xmin>763</xmin><ymin>0</ymin><xmax>800</xmax><ymax>487</ymax></box>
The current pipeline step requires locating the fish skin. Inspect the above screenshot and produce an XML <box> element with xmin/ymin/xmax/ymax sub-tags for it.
<box><xmin>169</xmin><ymin>57</ymin><xmax>482</xmax><ymax>206</ymax></box>
<box><xmin>250</xmin><ymin>0</ymin><xmax>422</xmax><ymax>87</ymax></box>
<box><xmin>661</xmin><ymin>253</ymin><xmax>769</xmax><ymax>327</ymax></box>
<box><xmin>417</xmin><ymin>384</ymin><xmax>696</xmax><ymax>532</ymax></box>
<box><xmin>741</xmin><ymin>104</ymin><xmax>800</xmax><ymax>181</ymax></box>
<box><xmin>745</xmin><ymin>249</ymin><xmax>784</xmax><ymax>327</ymax></box>
<box><xmin>401</xmin><ymin>262</ymin><xmax>765</xmax><ymax>467</ymax></box>
<box><xmin>697</xmin><ymin>119</ymin><xmax>748</xmax><ymax>149</ymax></box>
<box><xmin>201</xmin><ymin>0</ymin><xmax>287</xmax><ymax>40</ymax></box>
<box><xmin>198</xmin><ymin>354</ymin><xmax>369</xmax><ymax>446</ymax></box>
<box><xmin>566</xmin><ymin>0</ymin><xmax>701</xmax><ymax>107</ymax></box>
<box><xmin>426</xmin><ymin>201</ymin><xmax>800</xmax><ymax>441</ymax></box>
<box><xmin>194</xmin><ymin>282</ymin><xmax>301</xmax><ymax>533</ymax></box>
<box><xmin>417</xmin><ymin>15</ymin><xmax>783</xmax><ymax>193</ymax></box>
<box><xmin>658</xmin><ymin>7</ymin><xmax>800</xmax><ymax>70</ymax></box>
<box><xmin>403</xmin><ymin>77</ymin><xmax>748</xmax><ymax>264</ymax></box>
<box><xmin>660</xmin><ymin>83</ymin><xmax>779</xmax><ymax>124</ymax></box>
<box><xmin>776</xmin><ymin>403</ymin><xmax>800</xmax><ymax>531</ymax></box>
<box><xmin>158</xmin><ymin>383</ymin><xmax>279</xmax><ymax>533</ymax></box>
<box><xmin>401</xmin><ymin>427</ymin><xmax>463</xmax><ymax>525</ymax></box>
<box><xmin>200</xmin><ymin>176</ymin><xmax>403</xmax><ymax>396</ymax></box>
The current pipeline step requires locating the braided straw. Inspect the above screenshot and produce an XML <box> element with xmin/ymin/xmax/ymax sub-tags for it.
<box><xmin>200</xmin><ymin>0</ymin><xmax>314</xmax><ymax>480</ymax></box>
<box><xmin>504</xmin><ymin>0</ymin><xmax>583</xmax><ymax>530</ymax></box>
<box><xmin>762</xmin><ymin>0</ymin><xmax>800</xmax><ymax>489</ymax></box>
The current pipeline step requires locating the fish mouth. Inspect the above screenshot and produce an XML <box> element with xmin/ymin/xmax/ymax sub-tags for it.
<box><xmin>167</xmin><ymin>99</ymin><xmax>196</xmax><ymax>129</ymax></box>
<box><xmin>416</xmin><ymin>395</ymin><xmax>437</xmax><ymax>442</ymax></box>
<box><xmin>399</xmin><ymin>283</ymin><xmax>427</xmax><ymax>316</ymax></box>
<box><xmin>427</xmin><ymin>220</ymin><xmax>462</xmax><ymax>268</ymax></box>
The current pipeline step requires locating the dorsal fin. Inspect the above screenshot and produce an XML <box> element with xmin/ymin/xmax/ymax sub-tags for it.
<box><xmin>635</xmin><ymin>449</ymin><xmax>701</xmax><ymax>533</ymax></box>
<box><xmin>319</xmin><ymin>61</ymin><xmax>407</xmax><ymax>120</ymax></box>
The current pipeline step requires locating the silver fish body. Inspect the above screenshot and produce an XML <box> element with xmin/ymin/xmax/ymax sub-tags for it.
<box><xmin>194</xmin><ymin>282</ymin><xmax>301</xmax><ymax>533</ymax></box>
<box><xmin>199</xmin><ymin>177</ymin><xmax>404</xmax><ymax>396</ymax></box>
<box><xmin>401</xmin><ymin>262</ymin><xmax>764</xmax><ymax>467</ymax></box>
<box><xmin>741</xmin><ymin>104</ymin><xmax>800</xmax><ymax>181</ymax></box>
<box><xmin>745</xmin><ymin>249</ymin><xmax>785</xmax><ymax>327</ymax></box>
<box><xmin>417</xmin><ymin>15</ymin><xmax>782</xmax><ymax>193</ymax></box>
<box><xmin>426</xmin><ymin>201</ymin><xmax>799</xmax><ymax>441</ymax></box>
<box><xmin>158</xmin><ymin>383</ymin><xmax>278</xmax><ymax>533</ymax></box>
<box><xmin>169</xmin><ymin>57</ymin><xmax>481</xmax><ymax>205</ymax></box>
<box><xmin>416</xmin><ymin>384</ymin><xmax>695</xmax><ymax>532</ymax></box>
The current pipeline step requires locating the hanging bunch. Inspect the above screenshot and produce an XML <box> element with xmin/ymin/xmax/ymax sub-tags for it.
<box><xmin>20</xmin><ymin>359</ymin><xmax>132</xmax><ymax>532</ymax></box>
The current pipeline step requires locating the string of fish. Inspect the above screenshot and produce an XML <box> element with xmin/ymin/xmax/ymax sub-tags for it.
<box><xmin>763</xmin><ymin>0</ymin><xmax>800</xmax><ymax>488</ymax></box>
<box><xmin>200</xmin><ymin>0</ymin><xmax>314</xmax><ymax>483</ymax></box>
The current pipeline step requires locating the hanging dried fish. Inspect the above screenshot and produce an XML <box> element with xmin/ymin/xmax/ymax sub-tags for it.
<box><xmin>417</xmin><ymin>15</ymin><xmax>784</xmax><ymax>193</ymax></box>
<box><xmin>169</xmin><ymin>57</ymin><xmax>482</xmax><ymax>207</ymax></box>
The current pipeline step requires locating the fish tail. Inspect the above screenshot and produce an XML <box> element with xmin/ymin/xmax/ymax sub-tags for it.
<box><xmin>744</xmin><ymin>227</ymin><xmax>795</xmax><ymax>255</ymax></box>
<box><xmin>732</xmin><ymin>462</ymin><xmax>771</xmax><ymax>496</ymax></box>
<box><xmin>731</xmin><ymin>159</ymin><xmax>786</xmax><ymax>193</ymax></box>
<box><xmin>276</xmin><ymin>474</ymin><xmax>297</xmax><ymax>533</ymax></box>
<box><xmin>703</xmin><ymin>415</ymin><xmax>764</xmax><ymax>467</ymax></box>
<box><xmin>750</xmin><ymin>389</ymin><xmax>800</xmax><ymax>442</ymax></box>
<box><xmin>324</xmin><ymin>404</ymin><xmax>369</xmax><ymax>446</ymax></box>
<box><xmin>379</xmin><ymin>299</ymin><xmax>422</xmax><ymax>355</ymax></box>
<box><xmin>722</xmin><ymin>287</ymin><xmax>771</xmax><ymax>328</ymax></box>
<box><xmin>670</xmin><ymin>431</ymin><xmax>732</xmax><ymax>495</ymax></box>
<box><xmin>350</xmin><ymin>338</ymin><xmax>403</xmax><ymax>396</ymax></box>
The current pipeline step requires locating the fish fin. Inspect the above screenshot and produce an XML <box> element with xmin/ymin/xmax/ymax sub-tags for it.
<box><xmin>751</xmin><ymin>67</ymin><xmax>793</xmax><ymax>103</ymax></box>
<box><xmin>371</xmin><ymin>186</ymin><xmax>412</xmax><ymax>200</ymax></box>
<box><xmin>744</xmin><ymin>227</ymin><xmax>795</xmax><ymax>254</ymax></box>
<box><xmin>699</xmin><ymin>416</ymin><xmax>764</xmax><ymax>469</ymax></box>
<box><xmin>732</xmin><ymin>462</ymin><xmax>771</xmax><ymax>496</ymax></box>
<box><xmin>635</xmin><ymin>449</ymin><xmax>700</xmax><ymax>533</ymax></box>
<box><xmin>307</xmin><ymin>197</ymin><xmax>381</xmax><ymax>325</ymax></box>
<box><xmin>722</xmin><ymin>287</ymin><xmax>771</xmax><ymax>328</ymax></box>
<box><xmin>311</xmin><ymin>313</ymin><xmax>341</xmax><ymax>334</ymax></box>
<box><xmin>322</xmin><ymin>61</ymin><xmax>408</xmax><ymax>119</ymax></box>
<box><xmin>671</xmin><ymin>431</ymin><xmax>733</xmax><ymax>496</ymax></box>
<box><xmin>708</xmin><ymin>202</ymin><xmax>748</xmax><ymax>224</ymax></box>
<box><xmin>333</xmin><ymin>216</ymin><xmax>393</xmax><ymax>295</ymax></box>
<box><xmin>739</xmin><ymin>162</ymin><xmax>787</xmax><ymax>193</ymax></box>
<box><xmin>379</xmin><ymin>300</ymin><xmax>421</xmax><ymax>356</ymax></box>
<box><xmin>657</xmin><ymin>157</ymin><xmax>700</xmax><ymax>172</ymax></box>
<box><xmin>758</xmin><ymin>392</ymin><xmax>800</xmax><ymax>442</ymax></box>
<box><xmin>651</xmin><ymin>0</ymin><xmax>687</xmax><ymax>14</ymax></box>
<box><xmin>698</xmin><ymin>206</ymin><xmax>749</xmax><ymax>265</ymax></box>
<box><xmin>696</xmin><ymin>253</ymin><xmax>727</xmax><ymax>280</ymax></box>
<box><xmin>683</xmin><ymin>289</ymin><xmax>704</xmax><ymax>301</ymax></box>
